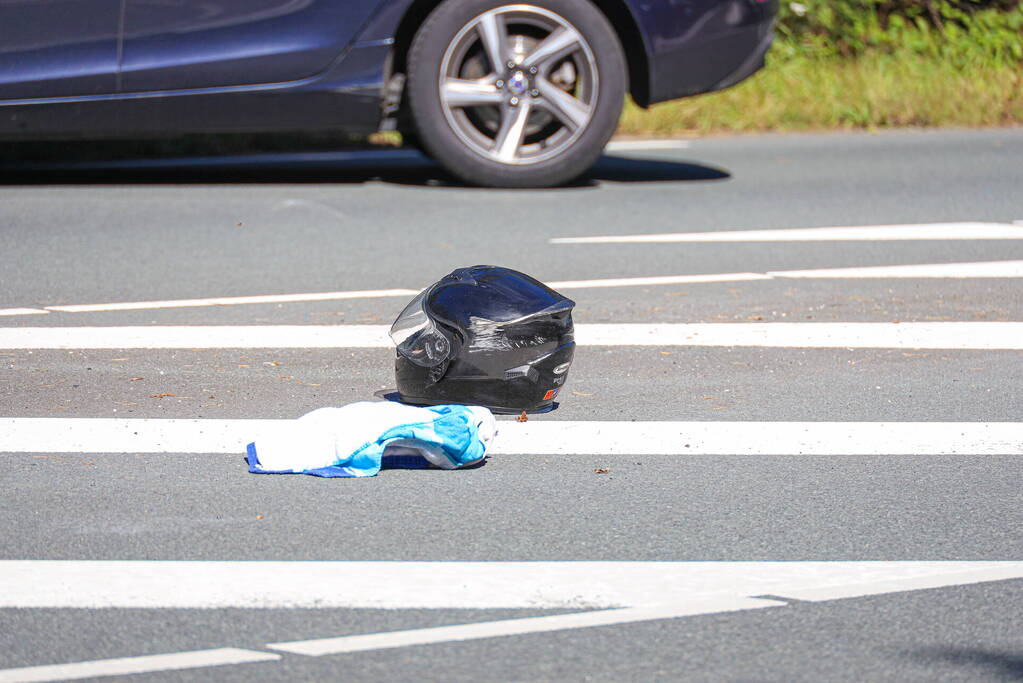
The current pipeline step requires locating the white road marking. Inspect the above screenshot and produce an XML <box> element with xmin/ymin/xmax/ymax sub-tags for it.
<box><xmin>554</xmin><ymin>260</ymin><xmax>1023</xmax><ymax>287</ymax></box>
<box><xmin>605</xmin><ymin>139</ymin><xmax>692</xmax><ymax>152</ymax></box>
<box><xmin>0</xmin><ymin>648</ymin><xmax>280</xmax><ymax>683</ymax></box>
<box><xmin>0</xmin><ymin>419</ymin><xmax>1019</xmax><ymax>456</ymax></box>
<box><xmin>17</xmin><ymin>259</ymin><xmax>1021</xmax><ymax>317</ymax></box>
<box><xmin>0</xmin><ymin>325</ymin><xmax>388</xmax><ymax>349</ymax></box>
<box><xmin>2</xmin><ymin>322</ymin><xmax>1022</xmax><ymax>350</ymax></box>
<box><xmin>45</xmin><ymin>288</ymin><xmax>419</xmax><ymax>313</ymax></box>
<box><xmin>269</xmin><ymin>599</ymin><xmax>782</xmax><ymax>656</ymax></box>
<box><xmin>577</xmin><ymin>322</ymin><xmax>1023</xmax><ymax>349</ymax></box>
<box><xmin>550</xmin><ymin>222</ymin><xmax>1023</xmax><ymax>244</ymax></box>
<box><xmin>7</xmin><ymin>254</ymin><xmax>1019</xmax><ymax>319</ymax></box>
<box><xmin>0</xmin><ymin>563</ymin><xmax>1019</xmax><ymax>678</ymax></box>
<box><xmin>0</xmin><ymin>308</ymin><xmax>47</xmax><ymax>317</ymax></box>
<box><xmin>1</xmin><ymin>562</ymin><xmax>1021</xmax><ymax>679</ymax></box>
<box><xmin>1</xmin><ymin>561</ymin><xmax>1020</xmax><ymax>610</ymax></box>
<box><xmin>770</xmin><ymin>260</ymin><xmax>1023</xmax><ymax>278</ymax></box>
<box><xmin>490</xmin><ymin>421</ymin><xmax>1023</xmax><ymax>456</ymax></box>
<box><xmin>268</xmin><ymin>562</ymin><xmax>1023</xmax><ymax>656</ymax></box>
<box><xmin>549</xmin><ymin>273</ymin><xmax>773</xmax><ymax>288</ymax></box>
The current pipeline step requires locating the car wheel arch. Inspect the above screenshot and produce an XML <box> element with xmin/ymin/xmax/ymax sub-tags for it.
<box><xmin>388</xmin><ymin>0</ymin><xmax>651</xmax><ymax>108</ymax></box>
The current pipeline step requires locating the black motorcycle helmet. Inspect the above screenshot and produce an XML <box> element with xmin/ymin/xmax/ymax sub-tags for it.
<box><xmin>390</xmin><ymin>265</ymin><xmax>575</xmax><ymax>414</ymax></box>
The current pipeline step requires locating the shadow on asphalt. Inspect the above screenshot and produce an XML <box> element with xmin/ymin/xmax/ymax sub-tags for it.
<box><xmin>907</xmin><ymin>647</ymin><xmax>1023</xmax><ymax>679</ymax></box>
<box><xmin>0</xmin><ymin>148</ymin><xmax>730</xmax><ymax>188</ymax></box>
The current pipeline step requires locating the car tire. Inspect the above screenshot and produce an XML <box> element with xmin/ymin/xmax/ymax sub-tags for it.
<box><xmin>406</xmin><ymin>0</ymin><xmax>626</xmax><ymax>188</ymax></box>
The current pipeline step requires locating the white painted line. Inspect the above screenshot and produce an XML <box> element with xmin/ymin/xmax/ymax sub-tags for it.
<box><xmin>605</xmin><ymin>139</ymin><xmax>692</xmax><ymax>152</ymax></box>
<box><xmin>770</xmin><ymin>260</ymin><xmax>1023</xmax><ymax>279</ymax></box>
<box><xmin>0</xmin><ymin>419</ymin><xmax>1020</xmax><ymax>456</ymax></box>
<box><xmin>0</xmin><ymin>648</ymin><xmax>279</xmax><ymax>683</ymax></box>
<box><xmin>21</xmin><ymin>258</ymin><xmax>1023</xmax><ymax>317</ymax></box>
<box><xmin>574</xmin><ymin>322</ymin><xmax>1023</xmax><ymax>349</ymax></box>
<box><xmin>269</xmin><ymin>598</ymin><xmax>781</xmax><ymax>656</ymax></box>
<box><xmin>550</xmin><ymin>222</ymin><xmax>1023</xmax><ymax>244</ymax></box>
<box><xmin>2</xmin><ymin>561</ymin><xmax>1021</xmax><ymax>610</ymax></box>
<box><xmin>3</xmin><ymin>322</ymin><xmax>1023</xmax><ymax>350</ymax></box>
<box><xmin>0</xmin><ymin>417</ymin><xmax>281</xmax><ymax>454</ymax></box>
<box><xmin>0</xmin><ymin>325</ymin><xmax>390</xmax><ymax>349</ymax></box>
<box><xmin>548</xmin><ymin>273</ymin><xmax>773</xmax><ymax>288</ymax></box>
<box><xmin>2</xmin><ymin>562</ymin><xmax>1021</xmax><ymax>675</ymax></box>
<box><xmin>268</xmin><ymin>562</ymin><xmax>1023</xmax><ymax>656</ymax></box>
<box><xmin>489</xmin><ymin>421</ymin><xmax>1023</xmax><ymax>456</ymax></box>
<box><xmin>0</xmin><ymin>308</ymin><xmax>48</xmax><ymax>317</ymax></box>
<box><xmin>45</xmin><ymin>288</ymin><xmax>419</xmax><ymax>313</ymax></box>
<box><xmin>551</xmin><ymin>261</ymin><xmax>1023</xmax><ymax>289</ymax></box>
<box><xmin>782</xmin><ymin>564</ymin><xmax>1023</xmax><ymax>602</ymax></box>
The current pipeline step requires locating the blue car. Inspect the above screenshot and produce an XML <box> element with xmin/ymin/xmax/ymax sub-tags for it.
<box><xmin>0</xmin><ymin>0</ymin><xmax>776</xmax><ymax>187</ymax></box>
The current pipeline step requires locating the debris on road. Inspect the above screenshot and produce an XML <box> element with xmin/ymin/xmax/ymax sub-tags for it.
<box><xmin>246</xmin><ymin>401</ymin><xmax>496</xmax><ymax>478</ymax></box>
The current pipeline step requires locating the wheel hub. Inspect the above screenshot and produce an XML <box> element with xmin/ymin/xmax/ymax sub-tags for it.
<box><xmin>506</xmin><ymin>71</ymin><xmax>529</xmax><ymax>96</ymax></box>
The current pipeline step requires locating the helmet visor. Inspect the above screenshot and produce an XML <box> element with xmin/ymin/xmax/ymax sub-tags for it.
<box><xmin>389</xmin><ymin>289</ymin><xmax>454</xmax><ymax>367</ymax></box>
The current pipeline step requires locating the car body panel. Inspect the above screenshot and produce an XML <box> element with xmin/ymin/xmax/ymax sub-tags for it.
<box><xmin>120</xmin><ymin>0</ymin><xmax>382</xmax><ymax>91</ymax></box>
<box><xmin>0</xmin><ymin>0</ymin><xmax>121</xmax><ymax>99</ymax></box>
<box><xmin>0</xmin><ymin>0</ymin><xmax>776</xmax><ymax>138</ymax></box>
<box><xmin>624</xmin><ymin>0</ymin><xmax>777</xmax><ymax>104</ymax></box>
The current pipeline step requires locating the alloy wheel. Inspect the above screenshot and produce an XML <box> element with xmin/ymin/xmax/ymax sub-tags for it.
<box><xmin>437</xmin><ymin>4</ymin><xmax>599</xmax><ymax>166</ymax></box>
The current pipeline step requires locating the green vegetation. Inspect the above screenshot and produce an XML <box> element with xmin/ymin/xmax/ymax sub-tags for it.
<box><xmin>618</xmin><ymin>0</ymin><xmax>1023</xmax><ymax>136</ymax></box>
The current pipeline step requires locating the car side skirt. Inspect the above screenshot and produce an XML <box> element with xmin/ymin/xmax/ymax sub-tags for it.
<box><xmin>0</xmin><ymin>42</ymin><xmax>391</xmax><ymax>140</ymax></box>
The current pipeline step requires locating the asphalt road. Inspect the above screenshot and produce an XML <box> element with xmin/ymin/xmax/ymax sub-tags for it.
<box><xmin>1</xmin><ymin>128</ymin><xmax>1022</xmax><ymax>682</ymax></box>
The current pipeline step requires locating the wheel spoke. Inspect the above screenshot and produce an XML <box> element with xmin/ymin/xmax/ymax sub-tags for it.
<box><xmin>493</xmin><ymin>100</ymin><xmax>533</xmax><ymax>162</ymax></box>
<box><xmin>522</xmin><ymin>27</ymin><xmax>582</xmax><ymax>71</ymax></box>
<box><xmin>534</xmin><ymin>76</ymin><xmax>591</xmax><ymax>131</ymax></box>
<box><xmin>476</xmin><ymin>11</ymin><xmax>508</xmax><ymax>74</ymax></box>
<box><xmin>442</xmin><ymin>77</ymin><xmax>503</xmax><ymax>108</ymax></box>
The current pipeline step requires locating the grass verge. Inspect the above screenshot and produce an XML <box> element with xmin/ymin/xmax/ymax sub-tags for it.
<box><xmin>617</xmin><ymin>52</ymin><xmax>1023</xmax><ymax>137</ymax></box>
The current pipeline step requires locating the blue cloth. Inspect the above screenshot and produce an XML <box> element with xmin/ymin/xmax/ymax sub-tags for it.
<box><xmin>246</xmin><ymin>402</ymin><xmax>495</xmax><ymax>478</ymax></box>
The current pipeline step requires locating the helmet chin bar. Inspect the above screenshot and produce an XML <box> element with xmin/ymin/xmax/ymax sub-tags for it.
<box><xmin>427</xmin><ymin>360</ymin><xmax>449</xmax><ymax>385</ymax></box>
